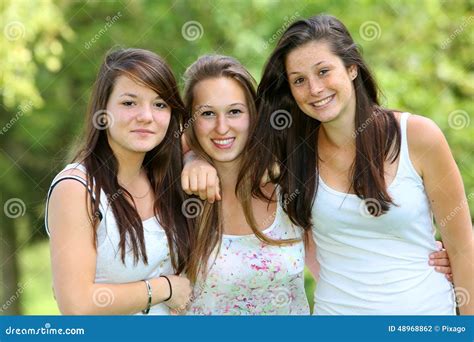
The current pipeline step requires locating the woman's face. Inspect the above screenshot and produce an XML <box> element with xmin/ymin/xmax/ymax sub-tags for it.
<box><xmin>105</xmin><ymin>75</ymin><xmax>171</xmax><ymax>157</ymax></box>
<box><xmin>285</xmin><ymin>40</ymin><xmax>357</xmax><ymax>124</ymax></box>
<box><xmin>192</xmin><ymin>77</ymin><xmax>250</xmax><ymax>166</ymax></box>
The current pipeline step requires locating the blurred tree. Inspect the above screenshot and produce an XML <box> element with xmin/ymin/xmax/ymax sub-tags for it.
<box><xmin>0</xmin><ymin>0</ymin><xmax>72</xmax><ymax>314</ymax></box>
<box><xmin>1</xmin><ymin>0</ymin><xmax>471</xmax><ymax>314</ymax></box>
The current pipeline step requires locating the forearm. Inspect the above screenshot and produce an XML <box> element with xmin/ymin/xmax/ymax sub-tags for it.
<box><xmin>451</xmin><ymin>250</ymin><xmax>474</xmax><ymax>315</ymax></box>
<box><xmin>56</xmin><ymin>277</ymin><xmax>170</xmax><ymax>315</ymax></box>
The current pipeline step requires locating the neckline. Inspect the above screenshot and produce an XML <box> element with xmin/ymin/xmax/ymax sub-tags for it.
<box><xmin>317</xmin><ymin>112</ymin><xmax>409</xmax><ymax>198</ymax></box>
<box><xmin>222</xmin><ymin>200</ymin><xmax>280</xmax><ymax>239</ymax></box>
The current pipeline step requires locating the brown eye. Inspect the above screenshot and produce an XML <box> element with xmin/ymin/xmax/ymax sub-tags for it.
<box><xmin>293</xmin><ymin>77</ymin><xmax>304</xmax><ymax>85</ymax></box>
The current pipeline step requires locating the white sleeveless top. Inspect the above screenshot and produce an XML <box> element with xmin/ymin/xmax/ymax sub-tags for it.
<box><xmin>312</xmin><ymin>113</ymin><xmax>456</xmax><ymax>315</ymax></box>
<box><xmin>45</xmin><ymin>163</ymin><xmax>173</xmax><ymax>315</ymax></box>
<box><xmin>187</xmin><ymin>199</ymin><xmax>309</xmax><ymax>315</ymax></box>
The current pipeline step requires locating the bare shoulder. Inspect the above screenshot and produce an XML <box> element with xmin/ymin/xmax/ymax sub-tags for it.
<box><xmin>405</xmin><ymin>114</ymin><xmax>446</xmax><ymax>151</ymax></box>
<box><xmin>48</xmin><ymin>167</ymin><xmax>92</xmax><ymax>227</ymax></box>
<box><xmin>404</xmin><ymin>114</ymin><xmax>452</xmax><ymax>177</ymax></box>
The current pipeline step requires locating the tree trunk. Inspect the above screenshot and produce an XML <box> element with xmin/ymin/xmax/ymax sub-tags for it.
<box><xmin>1</xmin><ymin>220</ymin><xmax>21</xmax><ymax>315</ymax></box>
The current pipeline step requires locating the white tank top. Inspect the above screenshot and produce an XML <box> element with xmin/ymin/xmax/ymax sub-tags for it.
<box><xmin>187</xmin><ymin>199</ymin><xmax>309</xmax><ymax>315</ymax></box>
<box><xmin>45</xmin><ymin>163</ymin><xmax>173</xmax><ymax>315</ymax></box>
<box><xmin>312</xmin><ymin>112</ymin><xmax>456</xmax><ymax>315</ymax></box>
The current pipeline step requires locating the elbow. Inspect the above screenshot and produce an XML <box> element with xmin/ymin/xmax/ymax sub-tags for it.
<box><xmin>57</xmin><ymin>297</ymin><xmax>97</xmax><ymax>315</ymax></box>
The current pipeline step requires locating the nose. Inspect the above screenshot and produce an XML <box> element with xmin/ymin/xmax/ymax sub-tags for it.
<box><xmin>215</xmin><ymin>113</ymin><xmax>230</xmax><ymax>135</ymax></box>
<box><xmin>308</xmin><ymin>76</ymin><xmax>324</xmax><ymax>97</ymax></box>
<box><xmin>136</xmin><ymin>104</ymin><xmax>153</xmax><ymax>122</ymax></box>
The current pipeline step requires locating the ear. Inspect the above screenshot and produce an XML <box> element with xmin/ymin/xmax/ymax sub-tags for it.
<box><xmin>348</xmin><ymin>65</ymin><xmax>358</xmax><ymax>80</ymax></box>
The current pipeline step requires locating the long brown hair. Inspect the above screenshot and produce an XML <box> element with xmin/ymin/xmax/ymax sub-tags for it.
<box><xmin>241</xmin><ymin>15</ymin><xmax>401</xmax><ymax>231</ymax></box>
<box><xmin>182</xmin><ymin>55</ymin><xmax>299</xmax><ymax>283</ymax></box>
<box><xmin>73</xmin><ymin>48</ymin><xmax>192</xmax><ymax>272</ymax></box>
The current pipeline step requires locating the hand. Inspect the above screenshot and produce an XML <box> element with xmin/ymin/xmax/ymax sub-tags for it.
<box><xmin>162</xmin><ymin>275</ymin><xmax>192</xmax><ymax>311</ymax></box>
<box><xmin>182</xmin><ymin>151</ymin><xmax>221</xmax><ymax>203</ymax></box>
<box><xmin>429</xmin><ymin>240</ymin><xmax>453</xmax><ymax>282</ymax></box>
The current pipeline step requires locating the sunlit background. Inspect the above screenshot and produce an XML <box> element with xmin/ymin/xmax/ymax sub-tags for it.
<box><xmin>1</xmin><ymin>0</ymin><xmax>472</xmax><ymax>315</ymax></box>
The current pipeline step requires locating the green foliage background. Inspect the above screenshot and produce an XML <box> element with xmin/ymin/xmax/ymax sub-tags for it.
<box><xmin>1</xmin><ymin>0</ymin><xmax>472</xmax><ymax>314</ymax></box>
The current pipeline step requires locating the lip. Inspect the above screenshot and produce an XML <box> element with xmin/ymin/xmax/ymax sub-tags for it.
<box><xmin>309</xmin><ymin>94</ymin><xmax>335</xmax><ymax>108</ymax></box>
<box><xmin>131</xmin><ymin>129</ymin><xmax>155</xmax><ymax>134</ymax></box>
<box><xmin>211</xmin><ymin>137</ymin><xmax>235</xmax><ymax>149</ymax></box>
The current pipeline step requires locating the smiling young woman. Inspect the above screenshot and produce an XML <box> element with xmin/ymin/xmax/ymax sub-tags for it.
<box><xmin>45</xmin><ymin>48</ymin><xmax>193</xmax><ymax>315</ymax></box>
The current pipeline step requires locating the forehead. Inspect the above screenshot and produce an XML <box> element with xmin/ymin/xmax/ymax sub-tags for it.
<box><xmin>111</xmin><ymin>75</ymin><xmax>159</xmax><ymax>97</ymax></box>
<box><xmin>285</xmin><ymin>40</ymin><xmax>342</xmax><ymax>72</ymax></box>
<box><xmin>193</xmin><ymin>77</ymin><xmax>247</xmax><ymax>106</ymax></box>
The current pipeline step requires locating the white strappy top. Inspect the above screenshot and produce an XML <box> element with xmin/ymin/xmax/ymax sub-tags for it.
<box><xmin>45</xmin><ymin>163</ymin><xmax>173</xmax><ymax>315</ymax></box>
<box><xmin>311</xmin><ymin>113</ymin><xmax>456</xmax><ymax>315</ymax></box>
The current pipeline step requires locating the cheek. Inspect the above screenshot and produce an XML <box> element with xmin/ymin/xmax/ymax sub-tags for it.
<box><xmin>290</xmin><ymin>87</ymin><xmax>306</xmax><ymax>105</ymax></box>
<box><xmin>194</xmin><ymin>120</ymin><xmax>212</xmax><ymax>142</ymax></box>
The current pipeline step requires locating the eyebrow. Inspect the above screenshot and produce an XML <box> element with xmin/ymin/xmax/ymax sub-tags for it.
<box><xmin>119</xmin><ymin>93</ymin><xmax>162</xmax><ymax>99</ymax></box>
<box><xmin>287</xmin><ymin>61</ymin><xmax>326</xmax><ymax>75</ymax></box>
<box><xmin>195</xmin><ymin>103</ymin><xmax>247</xmax><ymax>110</ymax></box>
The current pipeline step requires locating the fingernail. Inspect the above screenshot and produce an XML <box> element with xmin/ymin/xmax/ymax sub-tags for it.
<box><xmin>429</xmin><ymin>260</ymin><xmax>434</xmax><ymax>265</ymax></box>
<box><xmin>436</xmin><ymin>266</ymin><xmax>440</xmax><ymax>271</ymax></box>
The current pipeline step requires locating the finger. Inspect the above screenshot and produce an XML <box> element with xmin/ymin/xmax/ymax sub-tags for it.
<box><xmin>181</xmin><ymin>172</ymin><xmax>191</xmax><ymax>195</ymax></box>
<box><xmin>429</xmin><ymin>250</ymin><xmax>448</xmax><ymax>259</ymax></box>
<box><xmin>198</xmin><ymin>171</ymin><xmax>208</xmax><ymax>201</ymax></box>
<box><xmin>435</xmin><ymin>240</ymin><xmax>443</xmax><ymax>251</ymax></box>
<box><xmin>446</xmin><ymin>274</ymin><xmax>453</xmax><ymax>283</ymax></box>
<box><xmin>206</xmin><ymin>172</ymin><xmax>216</xmax><ymax>203</ymax></box>
<box><xmin>216</xmin><ymin>179</ymin><xmax>222</xmax><ymax>201</ymax></box>
<box><xmin>430</xmin><ymin>258</ymin><xmax>450</xmax><ymax>267</ymax></box>
<box><xmin>189</xmin><ymin>170</ymin><xmax>199</xmax><ymax>193</ymax></box>
<box><xmin>434</xmin><ymin>266</ymin><xmax>451</xmax><ymax>275</ymax></box>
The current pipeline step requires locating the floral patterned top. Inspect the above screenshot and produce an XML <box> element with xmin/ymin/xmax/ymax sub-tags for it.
<box><xmin>187</xmin><ymin>200</ymin><xmax>309</xmax><ymax>315</ymax></box>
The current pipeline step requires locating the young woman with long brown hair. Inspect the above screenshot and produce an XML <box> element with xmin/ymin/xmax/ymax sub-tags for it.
<box><xmin>181</xmin><ymin>55</ymin><xmax>309</xmax><ymax>315</ymax></box>
<box><xmin>45</xmin><ymin>48</ymin><xmax>193</xmax><ymax>315</ymax></box>
<box><xmin>183</xmin><ymin>15</ymin><xmax>467</xmax><ymax>315</ymax></box>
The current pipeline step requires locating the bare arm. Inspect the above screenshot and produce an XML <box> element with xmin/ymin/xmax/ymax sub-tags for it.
<box><xmin>304</xmin><ymin>230</ymin><xmax>320</xmax><ymax>280</ymax></box>
<box><xmin>409</xmin><ymin>115</ymin><xmax>473</xmax><ymax>315</ymax></box>
<box><xmin>48</xmin><ymin>178</ymin><xmax>191</xmax><ymax>314</ymax></box>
